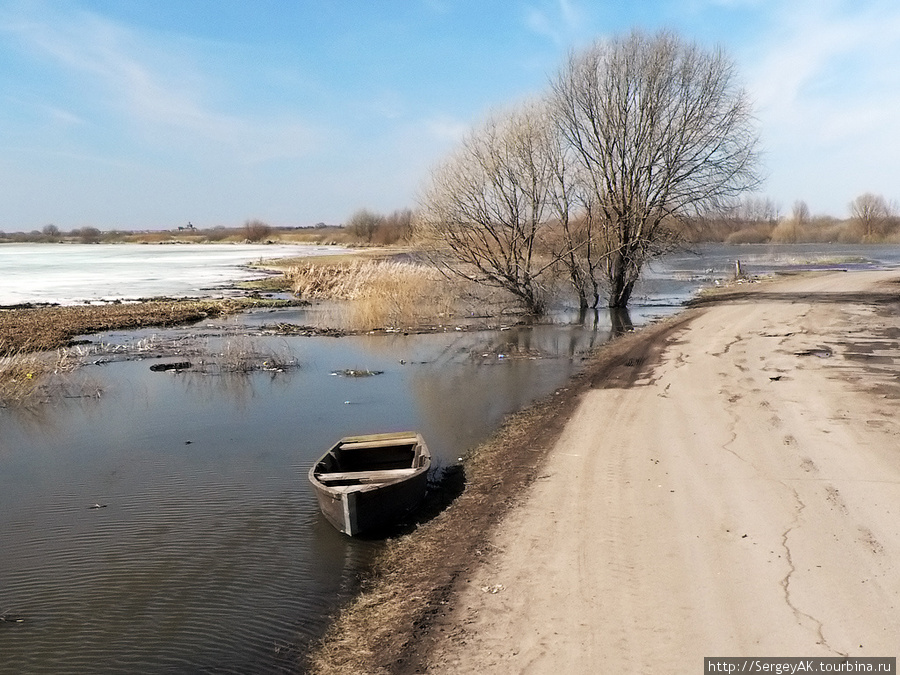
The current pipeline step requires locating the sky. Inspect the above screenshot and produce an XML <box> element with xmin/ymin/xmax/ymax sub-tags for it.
<box><xmin>2</xmin><ymin>0</ymin><xmax>900</xmax><ymax>231</ymax></box>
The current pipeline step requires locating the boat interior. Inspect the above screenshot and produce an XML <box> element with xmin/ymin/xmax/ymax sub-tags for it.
<box><xmin>314</xmin><ymin>436</ymin><xmax>427</xmax><ymax>486</ymax></box>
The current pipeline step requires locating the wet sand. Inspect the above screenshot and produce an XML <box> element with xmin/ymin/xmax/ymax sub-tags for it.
<box><xmin>424</xmin><ymin>270</ymin><xmax>900</xmax><ymax>672</ymax></box>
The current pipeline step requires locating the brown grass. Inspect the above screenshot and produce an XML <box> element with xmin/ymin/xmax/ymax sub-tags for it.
<box><xmin>0</xmin><ymin>298</ymin><xmax>293</xmax><ymax>357</ymax></box>
<box><xmin>0</xmin><ymin>346</ymin><xmax>83</xmax><ymax>407</ymax></box>
<box><xmin>0</xmin><ymin>298</ymin><xmax>299</xmax><ymax>406</ymax></box>
<box><xmin>287</xmin><ymin>260</ymin><xmax>457</xmax><ymax>331</ymax></box>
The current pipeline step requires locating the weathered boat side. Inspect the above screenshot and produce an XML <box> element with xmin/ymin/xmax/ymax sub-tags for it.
<box><xmin>308</xmin><ymin>432</ymin><xmax>431</xmax><ymax>536</ymax></box>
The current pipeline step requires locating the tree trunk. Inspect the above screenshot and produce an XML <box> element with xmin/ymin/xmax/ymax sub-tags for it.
<box><xmin>606</xmin><ymin>250</ymin><xmax>636</xmax><ymax>308</ymax></box>
<box><xmin>515</xmin><ymin>282</ymin><xmax>545</xmax><ymax>315</ymax></box>
<box><xmin>607</xmin><ymin>282</ymin><xmax>635</xmax><ymax>308</ymax></box>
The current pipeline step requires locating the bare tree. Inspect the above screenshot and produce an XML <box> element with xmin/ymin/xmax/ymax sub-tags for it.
<box><xmin>552</xmin><ymin>30</ymin><xmax>761</xmax><ymax>307</ymax></box>
<box><xmin>541</xmin><ymin>115</ymin><xmax>608</xmax><ymax>311</ymax></box>
<box><xmin>792</xmin><ymin>200</ymin><xmax>810</xmax><ymax>226</ymax></box>
<box><xmin>41</xmin><ymin>224</ymin><xmax>61</xmax><ymax>242</ymax></box>
<box><xmin>849</xmin><ymin>193</ymin><xmax>891</xmax><ymax>239</ymax></box>
<box><xmin>74</xmin><ymin>226</ymin><xmax>102</xmax><ymax>244</ymax></box>
<box><xmin>770</xmin><ymin>199</ymin><xmax>810</xmax><ymax>244</ymax></box>
<box><xmin>242</xmin><ymin>219</ymin><xmax>273</xmax><ymax>242</ymax></box>
<box><xmin>418</xmin><ymin>103</ymin><xmax>563</xmax><ymax>314</ymax></box>
<box><xmin>346</xmin><ymin>209</ymin><xmax>383</xmax><ymax>242</ymax></box>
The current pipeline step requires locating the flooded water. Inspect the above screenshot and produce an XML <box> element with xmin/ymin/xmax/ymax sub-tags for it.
<box><xmin>0</xmin><ymin>243</ymin><xmax>350</xmax><ymax>306</ymax></box>
<box><xmin>1</xmin><ymin>242</ymin><xmax>899</xmax><ymax>673</ymax></box>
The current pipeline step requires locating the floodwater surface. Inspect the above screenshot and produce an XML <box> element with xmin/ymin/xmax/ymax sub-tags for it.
<box><xmin>0</xmin><ymin>313</ymin><xmax>617</xmax><ymax>673</ymax></box>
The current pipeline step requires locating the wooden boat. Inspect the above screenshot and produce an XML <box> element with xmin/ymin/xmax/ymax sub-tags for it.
<box><xmin>308</xmin><ymin>432</ymin><xmax>431</xmax><ymax>536</ymax></box>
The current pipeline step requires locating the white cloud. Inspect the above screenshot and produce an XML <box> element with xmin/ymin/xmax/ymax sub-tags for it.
<box><xmin>524</xmin><ymin>0</ymin><xmax>583</xmax><ymax>46</ymax></box>
<box><xmin>424</xmin><ymin>115</ymin><xmax>469</xmax><ymax>144</ymax></box>
<box><xmin>741</xmin><ymin>0</ymin><xmax>900</xmax><ymax>212</ymax></box>
<box><xmin>3</xmin><ymin>4</ymin><xmax>321</xmax><ymax>165</ymax></box>
<box><xmin>40</xmin><ymin>104</ymin><xmax>86</xmax><ymax>127</ymax></box>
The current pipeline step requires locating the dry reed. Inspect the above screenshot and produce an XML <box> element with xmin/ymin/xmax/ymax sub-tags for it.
<box><xmin>287</xmin><ymin>260</ymin><xmax>457</xmax><ymax>331</ymax></box>
<box><xmin>0</xmin><ymin>345</ymin><xmax>85</xmax><ymax>407</ymax></box>
<box><xmin>214</xmin><ymin>337</ymin><xmax>298</xmax><ymax>373</ymax></box>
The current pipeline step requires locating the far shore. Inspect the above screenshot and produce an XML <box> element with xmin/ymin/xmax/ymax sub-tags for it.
<box><xmin>308</xmin><ymin>269</ymin><xmax>900</xmax><ymax>674</ymax></box>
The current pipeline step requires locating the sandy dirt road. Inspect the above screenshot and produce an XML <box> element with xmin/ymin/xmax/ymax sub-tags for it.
<box><xmin>426</xmin><ymin>271</ymin><xmax>900</xmax><ymax>673</ymax></box>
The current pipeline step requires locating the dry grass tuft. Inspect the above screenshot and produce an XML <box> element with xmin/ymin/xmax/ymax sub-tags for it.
<box><xmin>287</xmin><ymin>260</ymin><xmax>457</xmax><ymax>331</ymax></box>
<box><xmin>0</xmin><ymin>344</ymin><xmax>84</xmax><ymax>407</ymax></box>
<box><xmin>214</xmin><ymin>337</ymin><xmax>298</xmax><ymax>373</ymax></box>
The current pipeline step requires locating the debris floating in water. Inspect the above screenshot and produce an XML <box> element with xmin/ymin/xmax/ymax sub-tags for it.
<box><xmin>149</xmin><ymin>361</ymin><xmax>192</xmax><ymax>372</ymax></box>
<box><xmin>331</xmin><ymin>369</ymin><xmax>384</xmax><ymax>378</ymax></box>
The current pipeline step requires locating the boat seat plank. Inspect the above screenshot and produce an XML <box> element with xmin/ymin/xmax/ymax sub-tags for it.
<box><xmin>339</xmin><ymin>438</ymin><xmax>419</xmax><ymax>450</ymax></box>
<box><xmin>317</xmin><ymin>468</ymin><xmax>418</xmax><ymax>483</ymax></box>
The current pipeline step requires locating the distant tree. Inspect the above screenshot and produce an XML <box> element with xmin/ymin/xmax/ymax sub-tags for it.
<box><xmin>849</xmin><ymin>193</ymin><xmax>892</xmax><ymax>239</ymax></box>
<box><xmin>367</xmin><ymin>209</ymin><xmax>413</xmax><ymax>245</ymax></box>
<box><xmin>242</xmin><ymin>219</ymin><xmax>273</xmax><ymax>242</ymax></box>
<box><xmin>74</xmin><ymin>227</ymin><xmax>102</xmax><ymax>244</ymax></box>
<box><xmin>346</xmin><ymin>209</ymin><xmax>383</xmax><ymax>243</ymax></box>
<box><xmin>552</xmin><ymin>30</ymin><xmax>761</xmax><ymax>306</ymax></box>
<box><xmin>792</xmin><ymin>200</ymin><xmax>810</xmax><ymax>226</ymax></box>
<box><xmin>42</xmin><ymin>224</ymin><xmax>61</xmax><ymax>242</ymax></box>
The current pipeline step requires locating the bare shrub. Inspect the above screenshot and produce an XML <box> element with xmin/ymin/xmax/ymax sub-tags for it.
<box><xmin>372</xmin><ymin>209</ymin><xmax>414</xmax><ymax>245</ymax></box>
<box><xmin>72</xmin><ymin>227</ymin><xmax>102</xmax><ymax>244</ymax></box>
<box><xmin>724</xmin><ymin>224</ymin><xmax>775</xmax><ymax>244</ymax></box>
<box><xmin>242</xmin><ymin>219</ymin><xmax>273</xmax><ymax>242</ymax></box>
<box><xmin>769</xmin><ymin>219</ymin><xmax>800</xmax><ymax>243</ymax></box>
<box><xmin>346</xmin><ymin>209</ymin><xmax>382</xmax><ymax>243</ymax></box>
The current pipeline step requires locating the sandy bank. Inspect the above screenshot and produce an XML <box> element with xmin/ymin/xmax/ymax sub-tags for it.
<box><xmin>419</xmin><ymin>270</ymin><xmax>900</xmax><ymax>672</ymax></box>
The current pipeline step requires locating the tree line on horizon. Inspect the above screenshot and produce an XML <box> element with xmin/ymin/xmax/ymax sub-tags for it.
<box><xmin>2</xmin><ymin>196</ymin><xmax>895</xmax><ymax>249</ymax></box>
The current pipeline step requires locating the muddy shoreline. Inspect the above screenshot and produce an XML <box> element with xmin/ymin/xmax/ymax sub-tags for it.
<box><xmin>0</xmin><ymin>296</ymin><xmax>309</xmax><ymax>355</ymax></box>
<box><xmin>305</xmin><ymin>309</ymin><xmax>700</xmax><ymax>674</ymax></box>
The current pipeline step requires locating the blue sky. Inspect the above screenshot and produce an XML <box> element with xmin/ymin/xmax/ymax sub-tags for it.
<box><xmin>2</xmin><ymin>0</ymin><xmax>899</xmax><ymax>230</ymax></box>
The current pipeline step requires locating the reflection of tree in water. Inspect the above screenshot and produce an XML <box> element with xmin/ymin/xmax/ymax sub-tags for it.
<box><xmin>177</xmin><ymin>366</ymin><xmax>298</xmax><ymax>410</ymax></box>
<box><xmin>609</xmin><ymin>307</ymin><xmax>634</xmax><ymax>336</ymax></box>
<box><xmin>407</xmin><ymin>324</ymin><xmax>607</xmax><ymax>461</ymax></box>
